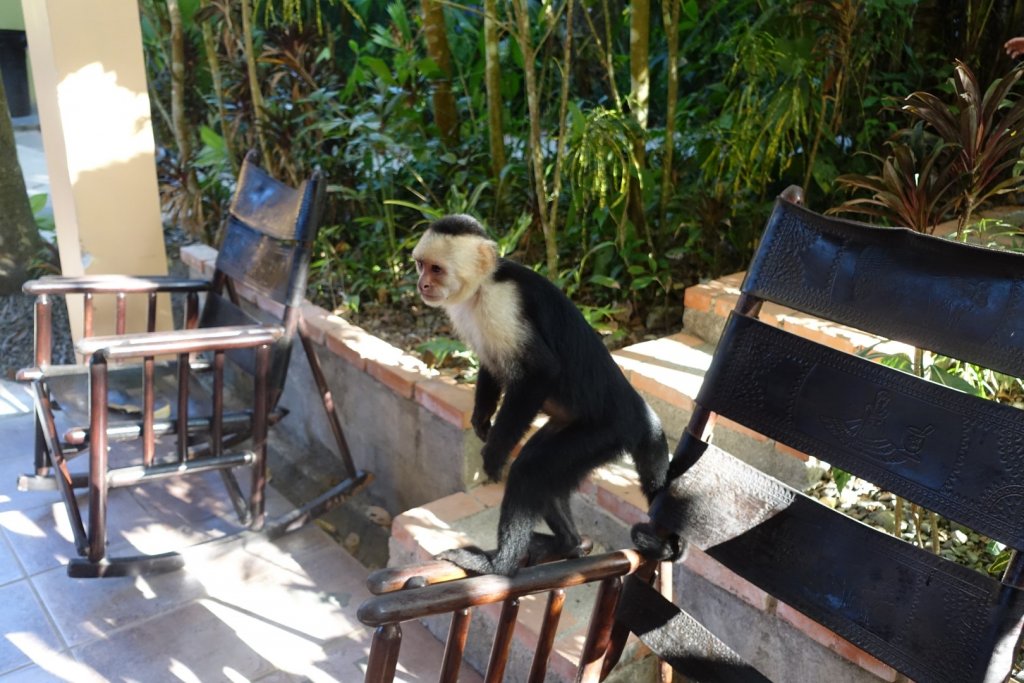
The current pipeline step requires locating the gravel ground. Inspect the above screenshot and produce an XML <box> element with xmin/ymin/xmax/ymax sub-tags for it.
<box><xmin>0</xmin><ymin>292</ymin><xmax>75</xmax><ymax>380</ymax></box>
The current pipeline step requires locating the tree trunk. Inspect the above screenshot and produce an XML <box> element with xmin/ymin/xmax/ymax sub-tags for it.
<box><xmin>0</xmin><ymin>76</ymin><xmax>41</xmax><ymax>294</ymax></box>
<box><xmin>511</xmin><ymin>0</ymin><xmax>557</xmax><ymax>278</ymax></box>
<box><xmin>546</xmin><ymin>0</ymin><xmax>574</xmax><ymax>234</ymax></box>
<box><xmin>659</xmin><ymin>0</ymin><xmax>679</xmax><ymax>225</ymax></box>
<box><xmin>200</xmin><ymin>0</ymin><xmax>237</xmax><ymax>172</ymax></box>
<box><xmin>422</xmin><ymin>0</ymin><xmax>460</xmax><ymax>147</ymax></box>
<box><xmin>483</xmin><ymin>0</ymin><xmax>505</xmax><ymax>178</ymax></box>
<box><xmin>628</xmin><ymin>0</ymin><xmax>650</xmax><ymax>242</ymax></box>
<box><xmin>629</xmin><ymin>0</ymin><xmax>650</xmax><ymax>133</ymax></box>
<box><xmin>241</xmin><ymin>0</ymin><xmax>270</xmax><ymax>166</ymax></box>
<box><xmin>167</xmin><ymin>0</ymin><xmax>203</xmax><ymax>236</ymax></box>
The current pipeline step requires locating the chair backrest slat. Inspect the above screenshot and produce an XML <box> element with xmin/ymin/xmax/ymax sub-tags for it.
<box><xmin>744</xmin><ymin>198</ymin><xmax>1024</xmax><ymax>377</ymax></box>
<box><xmin>203</xmin><ymin>152</ymin><xmax>324</xmax><ymax>407</ymax></box>
<box><xmin>698</xmin><ymin>311</ymin><xmax>1024</xmax><ymax>548</ymax></box>
<box><xmin>660</xmin><ymin>444</ymin><xmax>1024</xmax><ymax>683</ymax></box>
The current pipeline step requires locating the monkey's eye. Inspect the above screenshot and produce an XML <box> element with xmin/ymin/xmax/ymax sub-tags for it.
<box><xmin>430</xmin><ymin>264</ymin><xmax>444</xmax><ymax>275</ymax></box>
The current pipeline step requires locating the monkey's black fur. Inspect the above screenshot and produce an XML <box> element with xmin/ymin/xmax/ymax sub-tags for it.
<box><xmin>430</xmin><ymin>214</ymin><xmax>489</xmax><ymax>238</ymax></box>
<box><xmin>427</xmin><ymin>221</ymin><xmax>670</xmax><ymax>576</ymax></box>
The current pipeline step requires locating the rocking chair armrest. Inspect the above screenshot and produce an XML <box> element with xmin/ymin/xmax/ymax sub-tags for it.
<box><xmin>23</xmin><ymin>274</ymin><xmax>211</xmax><ymax>296</ymax></box>
<box><xmin>77</xmin><ymin>324</ymin><xmax>284</xmax><ymax>361</ymax></box>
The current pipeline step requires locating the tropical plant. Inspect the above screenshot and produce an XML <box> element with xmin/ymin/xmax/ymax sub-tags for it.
<box><xmin>902</xmin><ymin>60</ymin><xmax>1024</xmax><ymax>237</ymax></box>
<box><xmin>829</xmin><ymin>129</ymin><xmax>960</xmax><ymax>234</ymax></box>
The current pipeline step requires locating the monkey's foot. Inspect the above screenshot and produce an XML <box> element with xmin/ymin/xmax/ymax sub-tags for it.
<box><xmin>631</xmin><ymin>522</ymin><xmax>683</xmax><ymax>561</ymax></box>
<box><xmin>435</xmin><ymin>546</ymin><xmax>500</xmax><ymax>575</ymax></box>
<box><xmin>526</xmin><ymin>533</ymin><xmax>594</xmax><ymax>566</ymax></box>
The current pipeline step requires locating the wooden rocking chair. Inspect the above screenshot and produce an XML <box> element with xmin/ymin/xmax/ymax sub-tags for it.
<box><xmin>17</xmin><ymin>151</ymin><xmax>371</xmax><ymax>578</ymax></box>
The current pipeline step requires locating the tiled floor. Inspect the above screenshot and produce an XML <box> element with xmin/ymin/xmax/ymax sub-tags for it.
<box><xmin>0</xmin><ymin>379</ymin><xmax>479</xmax><ymax>683</ymax></box>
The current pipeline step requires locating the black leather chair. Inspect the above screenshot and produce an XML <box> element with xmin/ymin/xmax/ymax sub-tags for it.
<box><xmin>357</xmin><ymin>187</ymin><xmax>1024</xmax><ymax>683</ymax></box>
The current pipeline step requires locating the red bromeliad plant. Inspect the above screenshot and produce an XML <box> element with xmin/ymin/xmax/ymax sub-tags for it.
<box><xmin>834</xmin><ymin>60</ymin><xmax>1024</xmax><ymax>237</ymax></box>
<box><xmin>828</xmin><ymin>129</ymin><xmax>960</xmax><ymax>234</ymax></box>
<box><xmin>904</xmin><ymin>60</ymin><xmax>1024</xmax><ymax>237</ymax></box>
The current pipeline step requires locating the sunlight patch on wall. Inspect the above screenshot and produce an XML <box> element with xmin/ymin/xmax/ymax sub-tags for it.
<box><xmin>56</xmin><ymin>62</ymin><xmax>155</xmax><ymax>183</ymax></box>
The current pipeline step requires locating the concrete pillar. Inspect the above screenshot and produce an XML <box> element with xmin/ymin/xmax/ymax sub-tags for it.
<box><xmin>21</xmin><ymin>0</ymin><xmax>170</xmax><ymax>341</ymax></box>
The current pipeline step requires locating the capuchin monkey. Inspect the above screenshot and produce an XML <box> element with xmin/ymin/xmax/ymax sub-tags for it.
<box><xmin>412</xmin><ymin>214</ymin><xmax>670</xmax><ymax>576</ymax></box>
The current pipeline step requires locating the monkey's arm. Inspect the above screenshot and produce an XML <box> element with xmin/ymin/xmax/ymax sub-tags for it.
<box><xmin>480</xmin><ymin>351</ymin><xmax>559</xmax><ymax>481</ymax></box>
<box><xmin>472</xmin><ymin>366</ymin><xmax>501</xmax><ymax>441</ymax></box>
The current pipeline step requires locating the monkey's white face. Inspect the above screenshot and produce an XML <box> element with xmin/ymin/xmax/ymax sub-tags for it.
<box><xmin>412</xmin><ymin>230</ymin><xmax>497</xmax><ymax>308</ymax></box>
<box><xmin>413</xmin><ymin>256</ymin><xmax>456</xmax><ymax>307</ymax></box>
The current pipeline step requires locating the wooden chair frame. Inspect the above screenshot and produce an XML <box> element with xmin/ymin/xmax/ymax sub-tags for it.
<box><xmin>17</xmin><ymin>151</ymin><xmax>371</xmax><ymax>577</ymax></box>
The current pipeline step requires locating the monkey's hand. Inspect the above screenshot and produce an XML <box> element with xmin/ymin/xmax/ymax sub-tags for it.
<box><xmin>471</xmin><ymin>412</ymin><xmax>492</xmax><ymax>442</ymax></box>
<box><xmin>481</xmin><ymin>442</ymin><xmax>507</xmax><ymax>482</ymax></box>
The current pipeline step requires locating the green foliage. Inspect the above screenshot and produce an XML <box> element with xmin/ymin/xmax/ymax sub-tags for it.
<box><xmin>566</xmin><ymin>105</ymin><xmax>642</xmax><ymax>231</ymax></box>
<box><xmin>832</xmin><ymin>468</ymin><xmax>853</xmax><ymax>496</ymax></box>
<box><xmin>142</xmin><ymin>0</ymin><xmax>1024</xmax><ymax>343</ymax></box>
<box><xmin>416</xmin><ymin>336</ymin><xmax>475</xmax><ymax>370</ymax></box>
<box><xmin>27</xmin><ymin>194</ymin><xmax>59</xmax><ymax>277</ymax></box>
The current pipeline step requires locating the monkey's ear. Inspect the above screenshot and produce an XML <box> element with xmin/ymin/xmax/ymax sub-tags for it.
<box><xmin>477</xmin><ymin>240</ymin><xmax>498</xmax><ymax>275</ymax></box>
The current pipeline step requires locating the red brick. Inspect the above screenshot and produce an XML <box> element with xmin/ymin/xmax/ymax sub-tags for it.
<box><xmin>774</xmin><ymin>441</ymin><xmax>809</xmax><ymax>461</ymax></box>
<box><xmin>666</xmin><ymin>331</ymin><xmax>707</xmax><ymax>348</ymax></box>
<box><xmin>716</xmin><ymin>416</ymin><xmax>770</xmax><ymax>443</ymax></box>
<box><xmin>776</xmin><ymin>602</ymin><xmax>898</xmax><ymax>681</ymax></box>
<box><xmin>596</xmin><ymin>485</ymin><xmax>647</xmax><ymax>526</ymax></box>
<box><xmin>297</xmin><ymin>302</ymin><xmax>332</xmax><ymax>345</ymax></box>
<box><xmin>180</xmin><ymin>244</ymin><xmax>217</xmax><ymax>275</ymax></box>
<box><xmin>390</xmin><ymin>512</ymin><xmax>416</xmax><ymax>547</ymax></box>
<box><xmin>718</xmin><ymin>272</ymin><xmax>746</xmax><ymax>288</ymax></box>
<box><xmin>393</xmin><ymin>506</ymin><xmax>474</xmax><ymax>556</ymax></box>
<box><xmin>630</xmin><ymin>371</ymin><xmax>695</xmax><ymax>412</ymax></box>
<box><xmin>713</xmin><ymin>292</ymin><xmax>740</xmax><ymax>318</ymax></box>
<box><xmin>366</xmin><ymin>358</ymin><xmax>422</xmax><ymax>399</ymax></box>
<box><xmin>577</xmin><ymin>476</ymin><xmax>597</xmax><ymax>499</ymax></box>
<box><xmin>682</xmin><ymin>546</ymin><xmax>771</xmax><ymax>611</ymax></box>
<box><xmin>415</xmin><ymin>378</ymin><xmax>474</xmax><ymax>429</ymax></box>
<box><xmin>683</xmin><ymin>284</ymin><xmax>715</xmax><ymax>312</ymax></box>
<box><xmin>468</xmin><ymin>483</ymin><xmax>504</xmax><ymax>509</ymax></box>
<box><xmin>757</xmin><ymin>302</ymin><xmax>794</xmax><ymax>328</ymax></box>
<box><xmin>256</xmin><ymin>293</ymin><xmax>286</xmax><ymax>319</ymax></box>
<box><xmin>233</xmin><ymin>282</ymin><xmax>259</xmax><ymax>304</ymax></box>
<box><xmin>422</xmin><ymin>491</ymin><xmax>485</xmax><ymax>523</ymax></box>
<box><xmin>325</xmin><ymin>330</ymin><xmax>366</xmax><ymax>370</ymax></box>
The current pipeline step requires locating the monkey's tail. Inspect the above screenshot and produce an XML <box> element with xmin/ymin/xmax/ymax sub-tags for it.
<box><xmin>629</xmin><ymin>419</ymin><xmax>684</xmax><ymax>561</ymax></box>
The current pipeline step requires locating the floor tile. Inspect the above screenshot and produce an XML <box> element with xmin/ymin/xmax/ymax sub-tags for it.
<box><xmin>0</xmin><ymin>657</ymin><xmax>106</xmax><ymax>682</ymax></box>
<box><xmin>0</xmin><ymin>500</ymin><xmax>79</xmax><ymax>577</ymax></box>
<box><xmin>71</xmin><ymin>600</ymin><xmax>279</xmax><ymax>682</ymax></box>
<box><xmin>31</xmin><ymin>563</ymin><xmax>207</xmax><ymax>648</ymax></box>
<box><xmin>0</xmin><ymin>377</ymin><xmax>458</xmax><ymax>683</ymax></box>
<box><xmin>0</xmin><ymin>532</ymin><xmax>23</xmax><ymax>586</ymax></box>
<box><xmin>0</xmin><ymin>580</ymin><xmax>64</xmax><ymax>677</ymax></box>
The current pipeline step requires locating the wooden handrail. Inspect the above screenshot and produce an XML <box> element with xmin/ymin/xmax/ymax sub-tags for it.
<box><xmin>76</xmin><ymin>324</ymin><xmax>283</xmax><ymax>359</ymax></box>
<box><xmin>24</xmin><ymin>274</ymin><xmax>211</xmax><ymax>295</ymax></box>
<box><xmin>357</xmin><ymin>549</ymin><xmax>647</xmax><ymax>626</ymax></box>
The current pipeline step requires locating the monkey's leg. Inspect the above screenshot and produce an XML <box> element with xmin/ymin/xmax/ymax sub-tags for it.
<box><xmin>490</xmin><ymin>422</ymin><xmax>624</xmax><ymax>574</ymax></box>
<box><xmin>525</xmin><ymin>494</ymin><xmax>593</xmax><ymax>565</ymax></box>
<box><xmin>439</xmin><ymin>422</ymin><xmax>623</xmax><ymax>575</ymax></box>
